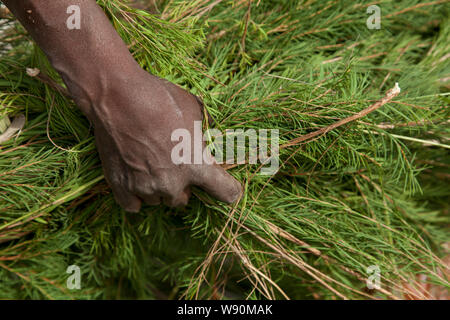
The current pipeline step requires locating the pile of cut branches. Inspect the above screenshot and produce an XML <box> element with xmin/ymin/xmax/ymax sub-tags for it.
<box><xmin>0</xmin><ymin>0</ymin><xmax>448</xmax><ymax>299</ymax></box>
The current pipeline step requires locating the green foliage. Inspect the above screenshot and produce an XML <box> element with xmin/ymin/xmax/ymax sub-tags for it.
<box><xmin>0</xmin><ymin>0</ymin><xmax>448</xmax><ymax>299</ymax></box>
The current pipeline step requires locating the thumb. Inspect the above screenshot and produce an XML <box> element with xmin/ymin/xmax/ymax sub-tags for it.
<box><xmin>191</xmin><ymin>164</ymin><xmax>242</xmax><ymax>204</ymax></box>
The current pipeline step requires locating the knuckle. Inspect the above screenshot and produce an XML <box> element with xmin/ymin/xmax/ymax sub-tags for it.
<box><xmin>131</xmin><ymin>174</ymin><xmax>156</xmax><ymax>196</ymax></box>
<box><xmin>134</xmin><ymin>182</ymin><xmax>154</xmax><ymax>196</ymax></box>
<box><xmin>155</xmin><ymin>172</ymin><xmax>185</xmax><ymax>196</ymax></box>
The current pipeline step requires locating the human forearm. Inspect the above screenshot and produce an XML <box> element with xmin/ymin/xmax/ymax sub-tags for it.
<box><xmin>3</xmin><ymin>0</ymin><xmax>140</xmax><ymax>117</ymax></box>
<box><xmin>3</xmin><ymin>0</ymin><xmax>243</xmax><ymax>210</ymax></box>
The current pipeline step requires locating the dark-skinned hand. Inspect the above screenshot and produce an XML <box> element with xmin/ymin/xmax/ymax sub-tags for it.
<box><xmin>90</xmin><ymin>69</ymin><xmax>242</xmax><ymax>212</ymax></box>
<box><xmin>3</xmin><ymin>0</ymin><xmax>243</xmax><ymax>212</ymax></box>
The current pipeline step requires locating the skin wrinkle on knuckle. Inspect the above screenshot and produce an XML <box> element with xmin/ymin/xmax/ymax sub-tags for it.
<box><xmin>157</xmin><ymin>178</ymin><xmax>190</xmax><ymax>207</ymax></box>
<box><xmin>133</xmin><ymin>179</ymin><xmax>155</xmax><ymax>196</ymax></box>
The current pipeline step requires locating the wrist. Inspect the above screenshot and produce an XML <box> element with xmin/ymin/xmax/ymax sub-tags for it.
<box><xmin>4</xmin><ymin>0</ymin><xmax>143</xmax><ymax>119</ymax></box>
<box><xmin>64</xmin><ymin>63</ymin><xmax>143</xmax><ymax>123</ymax></box>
